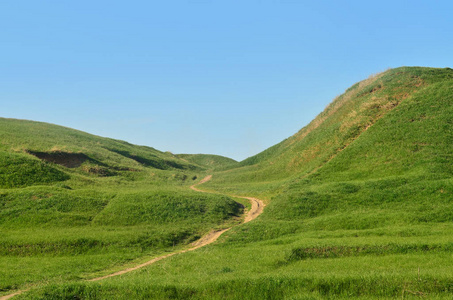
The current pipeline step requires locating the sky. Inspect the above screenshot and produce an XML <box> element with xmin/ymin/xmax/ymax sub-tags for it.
<box><xmin>1</xmin><ymin>1</ymin><xmax>452</xmax><ymax>161</ymax></box>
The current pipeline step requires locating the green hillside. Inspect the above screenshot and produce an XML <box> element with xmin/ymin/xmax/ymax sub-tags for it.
<box><xmin>3</xmin><ymin>66</ymin><xmax>453</xmax><ymax>299</ymax></box>
<box><xmin>0</xmin><ymin>119</ymin><xmax>243</xmax><ymax>297</ymax></box>
<box><xmin>204</xmin><ymin>67</ymin><xmax>453</xmax><ymax>197</ymax></box>
<box><xmin>0</xmin><ymin>118</ymin><xmax>207</xmax><ymax>189</ymax></box>
<box><xmin>176</xmin><ymin>153</ymin><xmax>237</xmax><ymax>170</ymax></box>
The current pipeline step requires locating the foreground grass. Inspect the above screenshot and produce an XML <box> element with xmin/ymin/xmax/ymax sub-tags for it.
<box><xmin>19</xmin><ymin>223</ymin><xmax>453</xmax><ymax>299</ymax></box>
<box><xmin>0</xmin><ymin>183</ymin><xmax>242</xmax><ymax>294</ymax></box>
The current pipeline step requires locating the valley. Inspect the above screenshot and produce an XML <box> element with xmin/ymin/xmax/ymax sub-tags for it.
<box><xmin>1</xmin><ymin>66</ymin><xmax>452</xmax><ymax>299</ymax></box>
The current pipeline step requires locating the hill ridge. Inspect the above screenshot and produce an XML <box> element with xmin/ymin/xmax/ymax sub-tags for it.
<box><xmin>204</xmin><ymin>66</ymin><xmax>453</xmax><ymax>194</ymax></box>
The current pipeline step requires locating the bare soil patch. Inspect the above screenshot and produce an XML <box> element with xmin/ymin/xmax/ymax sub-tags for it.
<box><xmin>27</xmin><ymin>151</ymin><xmax>89</xmax><ymax>168</ymax></box>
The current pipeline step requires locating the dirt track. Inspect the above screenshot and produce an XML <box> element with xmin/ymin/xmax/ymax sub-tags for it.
<box><xmin>0</xmin><ymin>290</ymin><xmax>25</xmax><ymax>300</ymax></box>
<box><xmin>190</xmin><ymin>175</ymin><xmax>264</xmax><ymax>224</ymax></box>
<box><xmin>88</xmin><ymin>175</ymin><xmax>264</xmax><ymax>281</ymax></box>
<box><xmin>1</xmin><ymin>175</ymin><xmax>265</xmax><ymax>298</ymax></box>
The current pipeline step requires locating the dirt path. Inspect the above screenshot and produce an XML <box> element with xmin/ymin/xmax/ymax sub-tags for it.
<box><xmin>0</xmin><ymin>291</ymin><xmax>26</xmax><ymax>300</ymax></box>
<box><xmin>241</xmin><ymin>196</ymin><xmax>264</xmax><ymax>223</ymax></box>
<box><xmin>189</xmin><ymin>174</ymin><xmax>212</xmax><ymax>192</ymax></box>
<box><xmin>89</xmin><ymin>175</ymin><xmax>264</xmax><ymax>281</ymax></box>
<box><xmin>2</xmin><ymin>175</ymin><xmax>265</xmax><ymax>297</ymax></box>
<box><xmin>190</xmin><ymin>175</ymin><xmax>264</xmax><ymax>223</ymax></box>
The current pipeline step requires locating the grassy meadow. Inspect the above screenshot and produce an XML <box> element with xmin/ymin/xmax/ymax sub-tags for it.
<box><xmin>1</xmin><ymin>66</ymin><xmax>453</xmax><ymax>299</ymax></box>
<box><xmin>0</xmin><ymin>119</ymin><xmax>242</xmax><ymax>297</ymax></box>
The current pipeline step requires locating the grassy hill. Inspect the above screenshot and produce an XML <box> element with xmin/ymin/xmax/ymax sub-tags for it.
<box><xmin>204</xmin><ymin>67</ymin><xmax>453</xmax><ymax>197</ymax></box>
<box><xmin>0</xmin><ymin>119</ymin><xmax>243</xmax><ymax>296</ymax></box>
<box><xmin>176</xmin><ymin>153</ymin><xmax>237</xmax><ymax>170</ymax></box>
<box><xmin>3</xmin><ymin>66</ymin><xmax>453</xmax><ymax>299</ymax></box>
<box><xmin>0</xmin><ymin>118</ymin><xmax>207</xmax><ymax>189</ymax></box>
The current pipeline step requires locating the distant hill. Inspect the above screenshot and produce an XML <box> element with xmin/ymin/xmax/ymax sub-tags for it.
<box><xmin>176</xmin><ymin>154</ymin><xmax>237</xmax><ymax>169</ymax></box>
<box><xmin>0</xmin><ymin>118</ymin><xmax>205</xmax><ymax>188</ymax></box>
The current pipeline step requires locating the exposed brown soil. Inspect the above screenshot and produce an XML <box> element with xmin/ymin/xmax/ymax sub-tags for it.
<box><xmin>191</xmin><ymin>175</ymin><xmax>264</xmax><ymax>223</ymax></box>
<box><xmin>189</xmin><ymin>174</ymin><xmax>212</xmax><ymax>192</ymax></box>
<box><xmin>27</xmin><ymin>150</ymin><xmax>116</xmax><ymax>176</ymax></box>
<box><xmin>241</xmin><ymin>196</ymin><xmax>264</xmax><ymax>223</ymax></box>
<box><xmin>27</xmin><ymin>151</ymin><xmax>89</xmax><ymax>168</ymax></box>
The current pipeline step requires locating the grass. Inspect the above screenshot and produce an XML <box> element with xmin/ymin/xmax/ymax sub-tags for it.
<box><xmin>18</xmin><ymin>229</ymin><xmax>453</xmax><ymax>299</ymax></box>
<box><xmin>0</xmin><ymin>118</ymin><xmax>243</xmax><ymax>296</ymax></box>
<box><xmin>2</xmin><ymin>66</ymin><xmax>453</xmax><ymax>298</ymax></box>
<box><xmin>0</xmin><ymin>151</ymin><xmax>69</xmax><ymax>188</ymax></box>
<box><xmin>0</xmin><ymin>182</ymin><xmax>243</xmax><ymax>292</ymax></box>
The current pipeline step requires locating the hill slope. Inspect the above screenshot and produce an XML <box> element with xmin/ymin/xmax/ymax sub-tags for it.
<box><xmin>0</xmin><ymin>119</ymin><xmax>243</xmax><ymax>297</ymax></box>
<box><xmin>176</xmin><ymin>153</ymin><xmax>237</xmax><ymax>170</ymax></box>
<box><xmin>0</xmin><ymin>118</ymin><xmax>207</xmax><ymax>188</ymax></box>
<box><xmin>202</xmin><ymin>65</ymin><xmax>453</xmax><ymax>250</ymax></box>
<box><xmin>205</xmin><ymin>66</ymin><xmax>453</xmax><ymax>196</ymax></box>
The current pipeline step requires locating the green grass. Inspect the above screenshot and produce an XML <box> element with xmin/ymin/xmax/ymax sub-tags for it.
<box><xmin>0</xmin><ymin>183</ymin><xmax>243</xmax><ymax>291</ymax></box>
<box><xmin>0</xmin><ymin>151</ymin><xmax>69</xmax><ymax>188</ymax></box>
<box><xmin>18</xmin><ymin>227</ymin><xmax>453</xmax><ymax>299</ymax></box>
<box><xmin>2</xmin><ymin>66</ymin><xmax>453</xmax><ymax>299</ymax></box>
<box><xmin>0</xmin><ymin>118</ymin><xmax>244</xmax><ymax>296</ymax></box>
<box><xmin>0</xmin><ymin>118</ymin><xmax>202</xmax><ymax>182</ymax></box>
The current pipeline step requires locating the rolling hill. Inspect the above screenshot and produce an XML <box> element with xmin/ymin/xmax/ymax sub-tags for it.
<box><xmin>176</xmin><ymin>153</ymin><xmax>237</xmax><ymax>170</ymax></box>
<box><xmin>0</xmin><ymin>117</ymin><xmax>203</xmax><ymax>188</ymax></box>
<box><xmin>0</xmin><ymin>118</ymin><xmax>243</xmax><ymax>298</ymax></box>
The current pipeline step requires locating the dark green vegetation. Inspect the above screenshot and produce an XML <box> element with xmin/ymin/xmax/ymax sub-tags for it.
<box><xmin>2</xmin><ymin>66</ymin><xmax>453</xmax><ymax>299</ymax></box>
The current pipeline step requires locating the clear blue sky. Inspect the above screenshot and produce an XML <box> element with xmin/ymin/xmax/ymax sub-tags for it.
<box><xmin>1</xmin><ymin>1</ymin><xmax>452</xmax><ymax>161</ymax></box>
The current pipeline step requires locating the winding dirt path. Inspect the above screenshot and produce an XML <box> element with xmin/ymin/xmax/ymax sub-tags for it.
<box><xmin>241</xmin><ymin>196</ymin><xmax>264</xmax><ymax>223</ymax></box>
<box><xmin>1</xmin><ymin>175</ymin><xmax>265</xmax><ymax>298</ymax></box>
<box><xmin>189</xmin><ymin>174</ymin><xmax>213</xmax><ymax>192</ymax></box>
<box><xmin>190</xmin><ymin>175</ymin><xmax>264</xmax><ymax>224</ymax></box>
<box><xmin>89</xmin><ymin>175</ymin><xmax>264</xmax><ymax>281</ymax></box>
